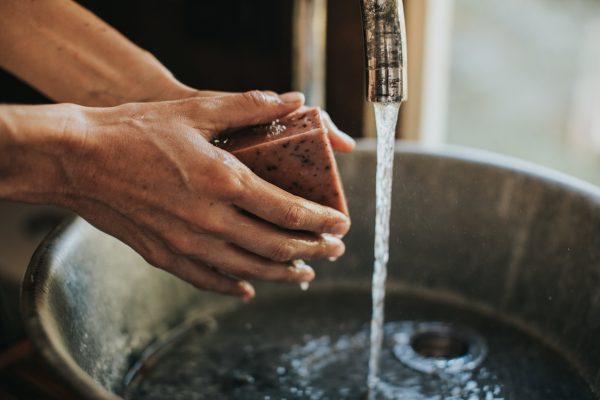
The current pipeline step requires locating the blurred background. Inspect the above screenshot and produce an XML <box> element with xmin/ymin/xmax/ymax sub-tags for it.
<box><xmin>1</xmin><ymin>0</ymin><xmax>599</xmax><ymax>348</ymax></box>
<box><xmin>447</xmin><ymin>0</ymin><xmax>600</xmax><ymax>186</ymax></box>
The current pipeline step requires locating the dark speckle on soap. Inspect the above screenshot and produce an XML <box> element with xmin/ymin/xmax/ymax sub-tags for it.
<box><xmin>214</xmin><ymin>107</ymin><xmax>347</xmax><ymax>214</ymax></box>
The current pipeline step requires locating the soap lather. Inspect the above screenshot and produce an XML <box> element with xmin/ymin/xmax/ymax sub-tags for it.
<box><xmin>213</xmin><ymin>107</ymin><xmax>348</xmax><ymax>215</ymax></box>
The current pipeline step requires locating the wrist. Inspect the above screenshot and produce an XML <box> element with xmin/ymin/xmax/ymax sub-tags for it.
<box><xmin>0</xmin><ymin>103</ymin><xmax>88</xmax><ymax>205</ymax></box>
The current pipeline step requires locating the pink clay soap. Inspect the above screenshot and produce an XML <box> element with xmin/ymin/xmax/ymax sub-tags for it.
<box><xmin>213</xmin><ymin>107</ymin><xmax>348</xmax><ymax>215</ymax></box>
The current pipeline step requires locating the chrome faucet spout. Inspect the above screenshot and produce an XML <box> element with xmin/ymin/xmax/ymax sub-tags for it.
<box><xmin>292</xmin><ymin>0</ymin><xmax>407</xmax><ymax>106</ymax></box>
<box><xmin>360</xmin><ymin>0</ymin><xmax>408</xmax><ymax>103</ymax></box>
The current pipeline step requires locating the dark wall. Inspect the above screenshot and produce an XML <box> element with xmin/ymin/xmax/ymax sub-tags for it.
<box><xmin>326</xmin><ymin>0</ymin><xmax>364</xmax><ymax>137</ymax></box>
<box><xmin>0</xmin><ymin>0</ymin><xmax>365</xmax><ymax>136</ymax></box>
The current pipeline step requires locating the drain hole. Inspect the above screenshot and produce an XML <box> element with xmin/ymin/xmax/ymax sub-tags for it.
<box><xmin>410</xmin><ymin>331</ymin><xmax>469</xmax><ymax>359</ymax></box>
<box><xmin>393</xmin><ymin>321</ymin><xmax>488</xmax><ymax>374</ymax></box>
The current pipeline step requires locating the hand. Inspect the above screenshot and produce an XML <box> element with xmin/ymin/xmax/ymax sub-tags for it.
<box><xmin>59</xmin><ymin>91</ymin><xmax>350</xmax><ymax>299</ymax></box>
<box><xmin>0</xmin><ymin>0</ymin><xmax>357</xmax><ymax>154</ymax></box>
<box><xmin>171</xmin><ymin>87</ymin><xmax>357</xmax><ymax>153</ymax></box>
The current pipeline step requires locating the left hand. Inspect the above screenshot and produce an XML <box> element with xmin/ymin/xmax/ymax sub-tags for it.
<box><xmin>167</xmin><ymin>87</ymin><xmax>356</xmax><ymax>153</ymax></box>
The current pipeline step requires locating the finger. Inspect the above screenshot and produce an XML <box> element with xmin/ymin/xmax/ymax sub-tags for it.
<box><xmin>128</xmin><ymin>229</ymin><xmax>256</xmax><ymax>300</ymax></box>
<box><xmin>194</xmin><ymin>90</ymin><xmax>279</xmax><ymax>98</ymax></box>
<box><xmin>204</xmin><ymin>90</ymin><xmax>305</xmax><ymax>132</ymax></box>
<box><xmin>128</xmin><ymin>206</ymin><xmax>316</xmax><ymax>283</ymax></box>
<box><xmin>143</xmin><ymin>233</ymin><xmax>255</xmax><ymax>299</ymax></box>
<box><xmin>321</xmin><ymin>110</ymin><xmax>356</xmax><ymax>152</ymax></box>
<box><xmin>169</xmin><ymin>256</ymin><xmax>255</xmax><ymax>300</ymax></box>
<box><xmin>194</xmin><ymin>90</ymin><xmax>234</xmax><ymax>97</ymax></box>
<box><xmin>187</xmin><ymin>238</ymin><xmax>316</xmax><ymax>283</ymax></box>
<box><xmin>214</xmin><ymin>208</ymin><xmax>345</xmax><ymax>262</ymax></box>
<box><xmin>68</xmin><ymin>193</ymin><xmax>255</xmax><ymax>299</ymax></box>
<box><xmin>236</xmin><ymin>175</ymin><xmax>350</xmax><ymax>236</ymax></box>
<box><xmin>104</xmin><ymin>222</ymin><xmax>254</xmax><ymax>299</ymax></box>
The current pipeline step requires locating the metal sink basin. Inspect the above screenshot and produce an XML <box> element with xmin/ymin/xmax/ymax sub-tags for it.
<box><xmin>22</xmin><ymin>141</ymin><xmax>600</xmax><ymax>399</ymax></box>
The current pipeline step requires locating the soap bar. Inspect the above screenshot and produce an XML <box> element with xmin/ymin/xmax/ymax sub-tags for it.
<box><xmin>213</xmin><ymin>107</ymin><xmax>348</xmax><ymax>215</ymax></box>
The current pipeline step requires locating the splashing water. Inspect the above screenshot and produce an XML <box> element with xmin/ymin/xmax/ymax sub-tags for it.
<box><xmin>367</xmin><ymin>102</ymin><xmax>401</xmax><ymax>399</ymax></box>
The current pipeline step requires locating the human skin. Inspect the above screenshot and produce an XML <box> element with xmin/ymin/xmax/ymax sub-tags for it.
<box><xmin>0</xmin><ymin>0</ymin><xmax>354</xmax><ymax>299</ymax></box>
<box><xmin>0</xmin><ymin>92</ymin><xmax>351</xmax><ymax>299</ymax></box>
<box><xmin>0</xmin><ymin>0</ymin><xmax>355</xmax><ymax>151</ymax></box>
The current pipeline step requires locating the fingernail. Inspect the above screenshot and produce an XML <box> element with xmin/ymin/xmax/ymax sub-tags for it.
<box><xmin>300</xmin><ymin>282</ymin><xmax>310</xmax><ymax>291</ymax></box>
<box><xmin>238</xmin><ymin>281</ymin><xmax>255</xmax><ymax>301</ymax></box>
<box><xmin>279</xmin><ymin>92</ymin><xmax>305</xmax><ymax>104</ymax></box>
<box><xmin>329</xmin><ymin>220</ymin><xmax>351</xmax><ymax>236</ymax></box>
<box><xmin>293</xmin><ymin>259</ymin><xmax>312</xmax><ymax>271</ymax></box>
<box><xmin>328</xmin><ymin>256</ymin><xmax>339</xmax><ymax>262</ymax></box>
<box><xmin>322</xmin><ymin>233</ymin><xmax>342</xmax><ymax>244</ymax></box>
<box><xmin>322</xmin><ymin>234</ymin><xmax>345</xmax><ymax>257</ymax></box>
<box><xmin>291</xmin><ymin>260</ymin><xmax>315</xmax><ymax>279</ymax></box>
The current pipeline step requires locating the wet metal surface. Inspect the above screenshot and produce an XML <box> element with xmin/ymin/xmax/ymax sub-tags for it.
<box><xmin>121</xmin><ymin>288</ymin><xmax>593</xmax><ymax>400</ymax></box>
<box><xmin>360</xmin><ymin>0</ymin><xmax>408</xmax><ymax>102</ymax></box>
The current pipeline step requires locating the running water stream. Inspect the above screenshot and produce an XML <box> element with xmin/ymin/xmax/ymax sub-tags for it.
<box><xmin>367</xmin><ymin>102</ymin><xmax>401</xmax><ymax>399</ymax></box>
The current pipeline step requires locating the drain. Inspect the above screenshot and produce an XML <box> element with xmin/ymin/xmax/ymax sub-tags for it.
<box><xmin>393</xmin><ymin>321</ymin><xmax>487</xmax><ymax>374</ymax></box>
<box><xmin>411</xmin><ymin>331</ymin><xmax>469</xmax><ymax>359</ymax></box>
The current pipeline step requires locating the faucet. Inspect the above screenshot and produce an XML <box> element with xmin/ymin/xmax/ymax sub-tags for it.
<box><xmin>360</xmin><ymin>0</ymin><xmax>408</xmax><ymax>103</ymax></box>
<box><xmin>292</xmin><ymin>0</ymin><xmax>407</xmax><ymax>106</ymax></box>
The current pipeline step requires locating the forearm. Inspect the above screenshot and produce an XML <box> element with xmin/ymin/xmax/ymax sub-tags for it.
<box><xmin>0</xmin><ymin>0</ymin><xmax>193</xmax><ymax>106</ymax></box>
<box><xmin>0</xmin><ymin>104</ymin><xmax>84</xmax><ymax>204</ymax></box>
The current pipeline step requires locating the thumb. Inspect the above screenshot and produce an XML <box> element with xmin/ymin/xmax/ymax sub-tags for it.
<box><xmin>206</xmin><ymin>90</ymin><xmax>305</xmax><ymax>132</ymax></box>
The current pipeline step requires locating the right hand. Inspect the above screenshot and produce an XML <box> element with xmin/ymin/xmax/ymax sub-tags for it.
<box><xmin>59</xmin><ymin>91</ymin><xmax>351</xmax><ymax>299</ymax></box>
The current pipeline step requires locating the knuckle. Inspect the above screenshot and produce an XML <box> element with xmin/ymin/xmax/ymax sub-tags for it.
<box><xmin>199</xmin><ymin>216</ymin><xmax>227</xmax><ymax>236</ymax></box>
<box><xmin>269</xmin><ymin>240</ymin><xmax>295</xmax><ymax>262</ymax></box>
<box><xmin>145</xmin><ymin>249</ymin><xmax>173</xmax><ymax>269</ymax></box>
<box><xmin>219</xmin><ymin>168</ymin><xmax>247</xmax><ymax>202</ymax></box>
<box><xmin>282</xmin><ymin>204</ymin><xmax>305</xmax><ymax>229</ymax></box>
<box><xmin>209</xmin><ymin>151</ymin><xmax>246</xmax><ymax>189</ymax></box>
<box><xmin>166</xmin><ymin>232</ymin><xmax>196</xmax><ymax>255</ymax></box>
<box><xmin>242</xmin><ymin>90</ymin><xmax>268</xmax><ymax>107</ymax></box>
